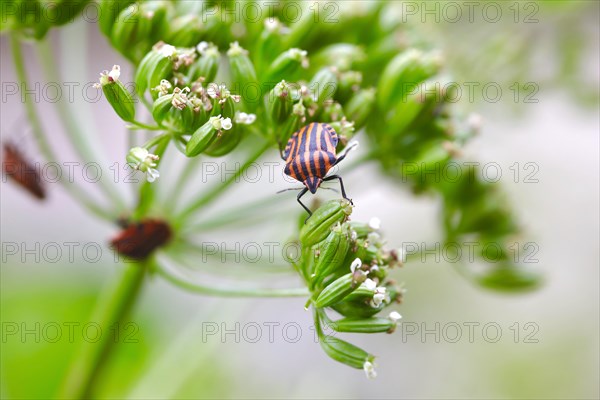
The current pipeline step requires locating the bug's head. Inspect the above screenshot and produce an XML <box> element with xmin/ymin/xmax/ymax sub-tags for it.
<box><xmin>304</xmin><ymin>177</ymin><xmax>322</xmax><ymax>194</ymax></box>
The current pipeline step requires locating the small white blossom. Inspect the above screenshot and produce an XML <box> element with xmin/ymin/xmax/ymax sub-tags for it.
<box><xmin>388</xmin><ymin>311</ymin><xmax>402</xmax><ymax>322</ymax></box>
<box><xmin>108</xmin><ymin>65</ymin><xmax>120</xmax><ymax>82</ymax></box>
<box><xmin>363</xmin><ymin>361</ymin><xmax>377</xmax><ymax>379</ymax></box>
<box><xmin>209</xmin><ymin>115</ymin><xmax>233</xmax><ymax>131</ymax></box>
<box><xmin>371</xmin><ymin>287</ymin><xmax>387</xmax><ymax>308</ymax></box>
<box><xmin>235</xmin><ymin>112</ymin><xmax>256</xmax><ymax>125</ymax></box>
<box><xmin>207</xmin><ymin>83</ymin><xmax>229</xmax><ymax>99</ymax></box>
<box><xmin>126</xmin><ymin>147</ymin><xmax>160</xmax><ymax>183</ymax></box>
<box><xmin>157</xmin><ymin>43</ymin><xmax>177</xmax><ymax>57</ymax></box>
<box><xmin>350</xmin><ymin>257</ymin><xmax>362</xmax><ymax>273</ymax></box>
<box><xmin>196</xmin><ymin>41</ymin><xmax>209</xmax><ymax>54</ymax></box>
<box><xmin>364</xmin><ymin>278</ymin><xmax>377</xmax><ymax>291</ymax></box>
<box><xmin>368</xmin><ymin>217</ymin><xmax>381</xmax><ymax>230</ymax></box>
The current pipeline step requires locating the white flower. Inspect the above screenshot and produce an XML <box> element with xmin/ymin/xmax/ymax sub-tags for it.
<box><xmin>157</xmin><ymin>44</ymin><xmax>177</xmax><ymax>57</ymax></box>
<box><xmin>350</xmin><ymin>257</ymin><xmax>362</xmax><ymax>273</ymax></box>
<box><xmin>371</xmin><ymin>287</ymin><xmax>387</xmax><ymax>308</ymax></box>
<box><xmin>368</xmin><ymin>217</ymin><xmax>381</xmax><ymax>230</ymax></box>
<box><xmin>364</xmin><ymin>278</ymin><xmax>377</xmax><ymax>291</ymax></box>
<box><xmin>196</xmin><ymin>41</ymin><xmax>209</xmax><ymax>54</ymax></box>
<box><xmin>146</xmin><ymin>168</ymin><xmax>160</xmax><ymax>183</ymax></box>
<box><xmin>209</xmin><ymin>115</ymin><xmax>232</xmax><ymax>131</ymax></box>
<box><xmin>388</xmin><ymin>311</ymin><xmax>402</xmax><ymax>323</ymax></box>
<box><xmin>363</xmin><ymin>361</ymin><xmax>377</xmax><ymax>379</ymax></box>
<box><xmin>235</xmin><ymin>112</ymin><xmax>256</xmax><ymax>125</ymax></box>
<box><xmin>207</xmin><ymin>83</ymin><xmax>230</xmax><ymax>99</ymax></box>
<box><xmin>126</xmin><ymin>147</ymin><xmax>160</xmax><ymax>183</ymax></box>
<box><xmin>108</xmin><ymin>65</ymin><xmax>120</xmax><ymax>82</ymax></box>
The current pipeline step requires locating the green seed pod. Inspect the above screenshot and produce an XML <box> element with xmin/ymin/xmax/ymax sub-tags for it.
<box><xmin>265</xmin><ymin>48</ymin><xmax>309</xmax><ymax>89</ymax></box>
<box><xmin>318</xmin><ymin>335</ymin><xmax>373</xmax><ymax>370</ymax></box>
<box><xmin>300</xmin><ymin>199</ymin><xmax>353</xmax><ymax>247</ymax></box>
<box><xmin>278</xmin><ymin>101</ymin><xmax>305</xmax><ymax>145</ymax></box>
<box><xmin>151</xmin><ymin>94</ymin><xmax>174</xmax><ymax>125</ymax></box>
<box><xmin>227</xmin><ymin>42</ymin><xmax>259</xmax><ymax>111</ymax></box>
<box><xmin>204</xmin><ymin>128</ymin><xmax>243</xmax><ymax>157</ymax></box>
<box><xmin>336</xmin><ymin>71</ymin><xmax>362</xmax><ymax>104</ymax></box>
<box><xmin>268</xmin><ymin>81</ymin><xmax>293</xmax><ymax>124</ymax></box>
<box><xmin>345</xmin><ymin>88</ymin><xmax>376</xmax><ymax>130</ymax></box>
<box><xmin>186</xmin><ymin>119</ymin><xmax>218</xmax><ymax>157</ymax></box>
<box><xmin>348</xmin><ymin>221</ymin><xmax>373</xmax><ymax>240</ymax></box>
<box><xmin>110</xmin><ymin>4</ymin><xmax>140</xmax><ymax>57</ymax></box>
<box><xmin>167</xmin><ymin>15</ymin><xmax>203</xmax><ymax>47</ymax></box>
<box><xmin>477</xmin><ymin>264</ymin><xmax>542</xmax><ymax>293</ymax></box>
<box><xmin>98</xmin><ymin>66</ymin><xmax>135</xmax><ymax>122</ymax></box>
<box><xmin>309</xmin><ymin>67</ymin><xmax>338</xmax><ymax>105</ymax></box>
<box><xmin>314</xmin><ymin>272</ymin><xmax>364</xmax><ymax>308</ymax></box>
<box><xmin>377</xmin><ymin>49</ymin><xmax>443</xmax><ymax>108</ymax></box>
<box><xmin>311</xmin><ymin>225</ymin><xmax>351</xmax><ymax>289</ymax></box>
<box><xmin>328</xmin><ymin>317</ymin><xmax>396</xmax><ymax>334</ymax></box>
<box><xmin>255</xmin><ymin>18</ymin><xmax>286</xmax><ymax>72</ymax></box>
<box><xmin>99</xmin><ymin>0</ymin><xmax>135</xmax><ymax>38</ymax></box>
<box><xmin>190</xmin><ymin>42</ymin><xmax>219</xmax><ymax>82</ymax></box>
<box><xmin>331</xmin><ymin>299</ymin><xmax>383</xmax><ymax>319</ymax></box>
<box><xmin>135</xmin><ymin>43</ymin><xmax>177</xmax><ymax>98</ymax></box>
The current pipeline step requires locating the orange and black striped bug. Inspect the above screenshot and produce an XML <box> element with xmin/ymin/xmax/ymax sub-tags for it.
<box><xmin>2</xmin><ymin>142</ymin><xmax>46</xmax><ymax>200</ymax></box>
<box><xmin>281</xmin><ymin>122</ymin><xmax>355</xmax><ymax>217</ymax></box>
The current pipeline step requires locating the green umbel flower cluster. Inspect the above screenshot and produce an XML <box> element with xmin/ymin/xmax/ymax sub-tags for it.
<box><xmin>297</xmin><ymin>200</ymin><xmax>403</xmax><ymax>375</ymax></box>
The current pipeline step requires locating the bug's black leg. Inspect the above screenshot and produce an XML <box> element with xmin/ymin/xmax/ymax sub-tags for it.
<box><xmin>297</xmin><ymin>187</ymin><xmax>312</xmax><ymax>221</ymax></box>
<box><xmin>324</xmin><ymin>174</ymin><xmax>353</xmax><ymax>205</ymax></box>
<box><xmin>332</xmin><ymin>142</ymin><xmax>358</xmax><ymax>167</ymax></box>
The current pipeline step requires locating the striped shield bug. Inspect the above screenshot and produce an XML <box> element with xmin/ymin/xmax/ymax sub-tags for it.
<box><xmin>2</xmin><ymin>142</ymin><xmax>46</xmax><ymax>200</ymax></box>
<box><xmin>281</xmin><ymin>122</ymin><xmax>356</xmax><ymax>217</ymax></box>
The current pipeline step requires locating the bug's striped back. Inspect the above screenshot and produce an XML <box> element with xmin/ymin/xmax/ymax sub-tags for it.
<box><xmin>283</xmin><ymin>123</ymin><xmax>338</xmax><ymax>184</ymax></box>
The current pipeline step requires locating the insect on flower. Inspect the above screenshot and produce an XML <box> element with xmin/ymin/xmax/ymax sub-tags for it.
<box><xmin>281</xmin><ymin>122</ymin><xmax>356</xmax><ymax>217</ymax></box>
<box><xmin>110</xmin><ymin>219</ymin><xmax>172</xmax><ymax>260</ymax></box>
<box><xmin>2</xmin><ymin>142</ymin><xmax>46</xmax><ymax>200</ymax></box>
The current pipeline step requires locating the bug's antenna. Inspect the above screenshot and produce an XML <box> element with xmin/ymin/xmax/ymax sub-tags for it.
<box><xmin>276</xmin><ymin>187</ymin><xmax>304</xmax><ymax>194</ymax></box>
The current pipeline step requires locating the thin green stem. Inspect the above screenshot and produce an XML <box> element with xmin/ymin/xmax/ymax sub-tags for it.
<box><xmin>57</xmin><ymin>261</ymin><xmax>147</xmax><ymax>399</ymax></box>
<box><xmin>10</xmin><ymin>35</ymin><xmax>113</xmax><ymax>221</ymax></box>
<box><xmin>127</xmin><ymin>120</ymin><xmax>165</xmax><ymax>131</ymax></box>
<box><xmin>176</xmin><ymin>142</ymin><xmax>270</xmax><ymax>223</ymax></box>
<box><xmin>153</xmin><ymin>257</ymin><xmax>308</xmax><ymax>298</ymax></box>
<box><xmin>37</xmin><ymin>38</ymin><xmax>127</xmax><ymax>212</ymax></box>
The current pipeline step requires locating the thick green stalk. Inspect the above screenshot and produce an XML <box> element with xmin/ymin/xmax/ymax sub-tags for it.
<box><xmin>57</xmin><ymin>261</ymin><xmax>147</xmax><ymax>399</ymax></box>
<box><xmin>37</xmin><ymin>39</ymin><xmax>128</xmax><ymax>212</ymax></box>
<box><xmin>10</xmin><ymin>35</ymin><xmax>113</xmax><ymax>221</ymax></box>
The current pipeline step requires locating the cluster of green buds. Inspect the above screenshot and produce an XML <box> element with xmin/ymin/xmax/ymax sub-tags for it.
<box><xmin>295</xmin><ymin>200</ymin><xmax>403</xmax><ymax>377</ymax></box>
<box><xmin>0</xmin><ymin>0</ymin><xmax>91</xmax><ymax>39</ymax></box>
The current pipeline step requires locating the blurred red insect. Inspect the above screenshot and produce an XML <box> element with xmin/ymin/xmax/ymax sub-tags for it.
<box><xmin>110</xmin><ymin>219</ymin><xmax>172</xmax><ymax>260</ymax></box>
<box><xmin>2</xmin><ymin>142</ymin><xmax>46</xmax><ymax>200</ymax></box>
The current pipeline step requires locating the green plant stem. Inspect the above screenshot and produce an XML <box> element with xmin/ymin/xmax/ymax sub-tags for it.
<box><xmin>37</xmin><ymin>38</ymin><xmax>127</xmax><ymax>212</ymax></box>
<box><xmin>128</xmin><ymin>120</ymin><xmax>164</xmax><ymax>131</ymax></box>
<box><xmin>10</xmin><ymin>35</ymin><xmax>113</xmax><ymax>221</ymax></box>
<box><xmin>153</xmin><ymin>257</ymin><xmax>308</xmax><ymax>297</ymax></box>
<box><xmin>57</xmin><ymin>261</ymin><xmax>147</xmax><ymax>399</ymax></box>
<box><xmin>176</xmin><ymin>142</ymin><xmax>270</xmax><ymax>223</ymax></box>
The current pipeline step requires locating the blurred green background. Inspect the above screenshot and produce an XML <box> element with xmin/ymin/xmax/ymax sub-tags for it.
<box><xmin>1</xmin><ymin>1</ymin><xmax>599</xmax><ymax>399</ymax></box>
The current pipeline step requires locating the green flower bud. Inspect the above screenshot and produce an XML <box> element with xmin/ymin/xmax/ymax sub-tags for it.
<box><xmin>255</xmin><ymin>18</ymin><xmax>287</xmax><ymax>72</ymax></box>
<box><xmin>265</xmin><ymin>48</ymin><xmax>309</xmax><ymax>88</ymax></box>
<box><xmin>311</xmin><ymin>225</ymin><xmax>351</xmax><ymax>289</ymax></box>
<box><xmin>477</xmin><ymin>264</ymin><xmax>542</xmax><ymax>293</ymax></box>
<box><xmin>278</xmin><ymin>101</ymin><xmax>305</xmax><ymax>144</ymax></box>
<box><xmin>167</xmin><ymin>15</ymin><xmax>203</xmax><ymax>47</ymax></box>
<box><xmin>314</xmin><ymin>270</ymin><xmax>365</xmax><ymax>308</ymax></box>
<box><xmin>151</xmin><ymin>93</ymin><xmax>174</xmax><ymax>124</ymax></box>
<box><xmin>185</xmin><ymin>115</ymin><xmax>231</xmax><ymax>157</ymax></box>
<box><xmin>99</xmin><ymin>0</ymin><xmax>135</xmax><ymax>37</ymax></box>
<box><xmin>227</xmin><ymin>42</ymin><xmax>259</xmax><ymax>111</ymax></box>
<box><xmin>377</xmin><ymin>49</ymin><xmax>443</xmax><ymax>108</ymax></box>
<box><xmin>345</xmin><ymin>88</ymin><xmax>376</xmax><ymax>130</ymax></box>
<box><xmin>300</xmin><ymin>199</ymin><xmax>353</xmax><ymax>247</ymax></box>
<box><xmin>96</xmin><ymin>65</ymin><xmax>136</xmax><ymax>122</ymax></box>
<box><xmin>328</xmin><ymin>317</ymin><xmax>397</xmax><ymax>334</ymax></box>
<box><xmin>313</xmin><ymin>44</ymin><xmax>367</xmax><ymax>72</ymax></box>
<box><xmin>268</xmin><ymin>81</ymin><xmax>294</xmax><ymax>124</ymax></box>
<box><xmin>337</xmin><ymin>71</ymin><xmax>362</xmax><ymax>103</ymax></box>
<box><xmin>135</xmin><ymin>42</ymin><xmax>177</xmax><ymax>98</ymax></box>
<box><xmin>309</xmin><ymin>67</ymin><xmax>338</xmax><ymax>105</ymax></box>
<box><xmin>318</xmin><ymin>335</ymin><xmax>373</xmax><ymax>370</ymax></box>
<box><xmin>190</xmin><ymin>42</ymin><xmax>220</xmax><ymax>83</ymax></box>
